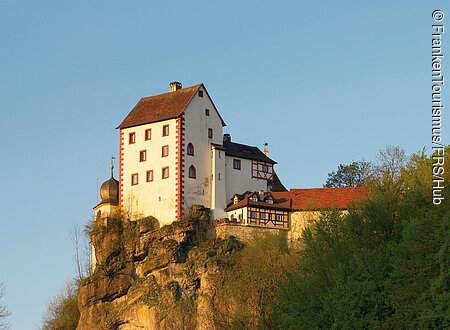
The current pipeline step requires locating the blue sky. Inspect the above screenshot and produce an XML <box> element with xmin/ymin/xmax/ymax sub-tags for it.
<box><xmin>0</xmin><ymin>1</ymin><xmax>448</xmax><ymax>328</ymax></box>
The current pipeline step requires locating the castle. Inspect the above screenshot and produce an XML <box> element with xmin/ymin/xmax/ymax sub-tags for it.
<box><xmin>94</xmin><ymin>82</ymin><xmax>368</xmax><ymax>244</ymax></box>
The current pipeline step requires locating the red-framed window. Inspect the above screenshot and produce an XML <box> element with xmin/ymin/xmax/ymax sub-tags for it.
<box><xmin>162</xmin><ymin>145</ymin><xmax>169</xmax><ymax>157</ymax></box>
<box><xmin>139</xmin><ymin>150</ymin><xmax>147</xmax><ymax>162</ymax></box>
<box><xmin>187</xmin><ymin>143</ymin><xmax>194</xmax><ymax>156</ymax></box>
<box><xmin>208</xmin><ymin>128</ymin><xmax>213</xmax><ymax>139</ymax></box>
<box><xmin>205</xmin><ymin>109</ymin><xmax>210</xmax><ymax>116</ymax></box>
<box><xmin>162</xmin><ymin>125</ymin><xmax>169</xmax><ymax>137</ymax></box>
<box><xmin>145</xmin><ymin>128</ymin><xmax>152</xmax><ymax>141</ymax></box>
<box><xmin>198</xmin><ymin>90</ymin><xmax>203</xmax><ymax>97</ymax></box>
<box><xmin>146</xmin><ymin>170</ymin><xmax>154</xmax><ymax>182</ymax></box>
<box><xmin>233</xmin><ymin>159</ymin><xmax>241</xmax><ymax>170</ymax></box>
<box><xmin>129</xmin><ymin>132</ymin><xmax>136</xmax><ymax>144</ymax></box>
<box><xmin>131</xmin><ymin>173</ymin><xmax>138</xmax><ymax>185</ymax></box>
<box><xmin>188</xmin><ymin>165</ymin><xmax>196</xmax><ymax>179</ymax></box>
<box><xmin>162</xmin><ymin>166</ymin><xmax>169</xmax><ymax>179</ymax></box>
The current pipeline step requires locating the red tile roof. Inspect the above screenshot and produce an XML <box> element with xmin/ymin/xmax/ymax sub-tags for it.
<box><xmin>117</xmin><ymin>84</ymin><xmax>226</xmax><ymax>129</ymax></box>
<box><xmin>288</xmin><ymin>187</ymin><xmax>370</xmax><ymax>211</ymax></box>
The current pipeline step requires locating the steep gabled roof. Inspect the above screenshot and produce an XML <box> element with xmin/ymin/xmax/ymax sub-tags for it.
<box><xmin>223</xmin><ymin>141</ymin><xmax>276</xmax><ymax>164</ymax></box>
<box><xmin>117</xmin><ymin>83</ymin><xmax>226</xmax><ymax>129</ymax></box>
<box><xmin>289</xmin><ymin>187</ymin><xmax>370</xmax><ymax>211</ymax></box>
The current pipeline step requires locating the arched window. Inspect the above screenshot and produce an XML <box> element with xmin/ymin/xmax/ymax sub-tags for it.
<box><xmin>187</xmin><ymin>143</ymin><xmax>194</xmax><ymax>156</ymax></box>
<box><xmin>188</xmin><ymin>165</ymin><xmax>196</xmax><ymax>179</ymax></box>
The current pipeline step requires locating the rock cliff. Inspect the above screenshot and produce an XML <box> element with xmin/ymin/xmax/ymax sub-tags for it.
<box><xmin>77</xmin><ymin>208</ymin><xmax>242</xmax><ymax>329</ymax></box>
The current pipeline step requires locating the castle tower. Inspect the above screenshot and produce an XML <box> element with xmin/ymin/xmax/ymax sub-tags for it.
<box><xmin>93</xmin><ymin>159</ymin><xmax>119</xmax><ymax>222</ymax></box>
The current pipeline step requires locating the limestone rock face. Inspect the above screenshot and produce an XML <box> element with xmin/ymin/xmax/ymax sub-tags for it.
<box><xmin>77</xmin><ymin>209</ymin><xmax>236</xmax><ymax>330</ymax></box>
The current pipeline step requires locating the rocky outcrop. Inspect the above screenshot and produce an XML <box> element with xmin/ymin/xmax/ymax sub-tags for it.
<box><xmin>77</xmin><ymin>208</ymin><xmax>242</xmax><ymax>329</ymax></box>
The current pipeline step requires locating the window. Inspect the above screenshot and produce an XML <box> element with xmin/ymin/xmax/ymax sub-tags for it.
<box><xmin>262</xmin><ymin>164</ymin><xmax>269</xmax><ymax>172</ymax></box>
<box><xmin>198</xmin><ymin>90</ymin><xmax>203</xmax><ymax>97</ymax></box>
<box><xmin>250</xmin><ymin>211</ymin><xmax>257</xmax><ymax>218</ymax></box>
<box><xmin>233</xmin><ymin>159</ymin><xmax>241</xmax><ymax>170</ymax></box>
<box><xmin>129</xmin><ymin>132</ymin><xmax>136</xmax><ymax>144</ymax></box>
<box><xmin>162</xmin><ymin>125</ymin><xmax>169</xmax><ymax>136</ymax></box>
<box><xmin>145</xmin><ymin>129</ymin><xmax>152</xmax><ymax>140</ymax></box>
<box><xmin>146</xmin><ymin>170</ymin><xmax>154</xmax><ymax>182</ymax></box>
<box><xmin>259</xmin><ymin>213</ymin><xmax>265</xmax><ymax>220</ymax></box>
<box><xmin>218</xmin><ymin>173</ymin><xmax>221</xmax><ymax>181</ymax></box>
<box><xmin>275</xmin><ymin>214</ymin><xmax>282</xmax><ymax>221</ymax></box>
<box><xmin>266</xmin><ymin>197</ymin><xmax>274</xmax><ymax>204</ymax></box>
<box><xmin>162</xmin><ymin>166</ymin><xmax>169</xmax><ymax>179</ymax></box>
<box><xmin>162</xmin><ymin>145</ymin><xmax>169</xmax><ymax>157</ymax></box>
<box><xmin>233</xmin><ymin>196</ymin><xmax>239</xmax><ymax>204</ymax></box>
<box><xmin>187</xmin><ymin>143</ymin><xmax>194</xmax><ymax>156</ymax></box>
<box><xmin>208</xmin><ymin>128</ymin><xmax>213</xmax><ymax>139</ymax></box>
<box><xmin>188</xmin><ymin>165</ymin><xmax>196</xmax><ymax>179</ymax></box>
<box><xmin>139</xmin><ymin>150</ymin><xmax>147</xmax><ymax>162</ymax></box>
<box><xmin>131</xmin><ymin>173</ymin><xmax>138</xmax><ymax>185</ymax></box>
<box><xmin>205</xmin><ymin>109</ymin><xmax>210</xmax><ymax>116</ymax></box>
<box><xmin>251</xmin><ymin>196</ymin><xmax>258</xmax><ymax>202</ymax></box>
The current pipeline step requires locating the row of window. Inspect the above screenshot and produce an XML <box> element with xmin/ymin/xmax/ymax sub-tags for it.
<box><xmin>128</xmin><ymin>112</ymin><xmax>214</xmax><ymax>145</ymax></box>
<box><xmin>130</xmin><ymin>165</ymin><xmax>198</xmax><ymax>185</ymax></box>
<box><xmin>249</xmin><ymin>211</ymin><xmax>283</xmax><ymax>221</ymax></box>
<box><xmin>131</xmin><ymin>167</ymin><xmax>169</xmax><ymax>185</ymax></box>
<box><xmin>137</xmin><ymin>143</ymin><xmax>197</xmax><ymax>162</ymax></box>
<box><xmin>129</xmin><ymin>125</ymin><xmax>169</xmax><ymax>144</ymax></box>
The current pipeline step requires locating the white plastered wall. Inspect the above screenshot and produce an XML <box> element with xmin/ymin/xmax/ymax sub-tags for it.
<box><xmin>121</xmin><ymin>119</ymin><xmax>177</xmax><ymax>225</ymax></box>
<box><xmin>183</xmin><ymin>85</ymin><xmax>224</xmax><ymax>214</ymax></box>
<box><xmin>224</xmin><ymin>156</ymin><xmax>267</xmax><ymax>204</ymax></box>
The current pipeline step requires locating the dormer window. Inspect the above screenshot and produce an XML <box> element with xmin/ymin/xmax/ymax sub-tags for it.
<box><xmin>266</xmin><ymin>197</ymin><xmax>274</xmax><ymax>204</ymax></box>
<box><xmin>251</xmin><ymin>195</ymin><xmax>258</xmax><ymax>202</ymax></box>
<box><xmin>233</xmin><ymin>196</ymin><xmax>239</xmax><ymax>204</ymax></box>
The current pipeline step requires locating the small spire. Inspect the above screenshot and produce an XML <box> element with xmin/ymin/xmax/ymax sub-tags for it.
<box><xmin>263</xmin><ymin>142</ymin><xmax>269</xmax><ymax>156</ymax></box>
<box><xmin>110</xmin><ymin>155</ymin><xmax>115</xmax><ymax>178</ymax></box>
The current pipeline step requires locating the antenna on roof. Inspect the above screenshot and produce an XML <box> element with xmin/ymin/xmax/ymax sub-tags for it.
<box><xmin>263</xmin><ymin>142</ymin><xmax>269</xmax><ymax>156</ymax></box>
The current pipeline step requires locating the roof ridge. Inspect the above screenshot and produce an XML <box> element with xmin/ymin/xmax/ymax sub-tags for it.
<box><xmin>138</xmin><ymin>83</ymin><xmax>203</xmax><ymax>101</ymax></box>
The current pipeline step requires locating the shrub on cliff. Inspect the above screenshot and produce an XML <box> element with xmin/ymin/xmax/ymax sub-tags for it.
<box><xmin>41</xmin><ymin>280</ymin><xmax>79</xmax><ymax>330</ymax></box>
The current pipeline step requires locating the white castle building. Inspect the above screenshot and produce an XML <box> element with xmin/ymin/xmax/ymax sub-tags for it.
<box><xmin>94</xmin><ymin>81</ymin><xmax>369</xmax><ymax>247</ymax></box>
<box><xmin>107</xmin><ymin>82</ymin><xmax>287</xmax><ymax>226</ymax></box>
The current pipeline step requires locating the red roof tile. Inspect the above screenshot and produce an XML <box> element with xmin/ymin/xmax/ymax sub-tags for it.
<box><xmin>117</xmin><ymin>84</ymin><xmax>226</xmax><ymax>129</ymax></box>
<box><xmin>289</xmin><ymin>187</ymin><xmax>370</xmax><ymax>211</ymax></box>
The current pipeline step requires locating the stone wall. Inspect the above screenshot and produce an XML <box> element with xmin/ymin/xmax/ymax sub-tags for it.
<box><xmin>288</xmin><ymin>210</ymin><xmax>349</xmax><ymax>249</ymax></box>
<box><xmin>215</xmin><ymin>223</ymin><xmax>288</xmax><ymax>243</ymax></box>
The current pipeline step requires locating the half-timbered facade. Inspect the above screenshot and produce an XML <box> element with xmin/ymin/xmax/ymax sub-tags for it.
<box><xmin>225</xmin><ymin>191</ymin><xmax>291</xmax><ymax>230</ymax></box>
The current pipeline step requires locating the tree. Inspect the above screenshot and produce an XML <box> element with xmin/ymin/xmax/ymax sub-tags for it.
<box><xmin>70</xmin><ymin>221</ymin><xmax>92</xmax><ymax>281</ymax></box>
<box><xmin>41</xmin><ymin>280</ymin><xmax>79</xmax><ymax>330</ymax></box>
<box><xmin>215</xmin><ymin>234</ymin><xmax>297</xmax><ymax>329</ymax></box>
<box><xmin>324</xmin><ymin>160</ymin><xmax>372</xmax><ymax>188</ymax></box>
<box><xmin>0</xmin><ymin>284</ymin><xmax>10</xmax><ymax>330</ymax></box>
<box><xmin>373</xmin><ymin>145</ymin><xmax>407</xmax><ymax>183</ymax></box>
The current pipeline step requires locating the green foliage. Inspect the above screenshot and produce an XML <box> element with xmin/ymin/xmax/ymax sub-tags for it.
<box><xmin>41</xmin><ymin>281</ymin><xmax>79</xmax><ymax>330</ymax></box>
<box><xmin>217</xmin><ymin>234</ymin><xmax>297</xmax><ymax>329</ymax></box>
<box><xmin>324</xmin><ymin>160</ymin><xmax>372</xmax><ymax>188</ymax></box>
<box><xmin>277</xmin><ymin>147</ymin><xmax>450</xmax><ymax>329</ymax></box>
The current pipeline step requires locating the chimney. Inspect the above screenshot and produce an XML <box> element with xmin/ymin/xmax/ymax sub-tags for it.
<box><xmin>223</xmin><ymin>133</ymin><xmax>231</xmax><ymax>143</ymax></box>
<box><xmin>169</xmin><ymin>81</ymin><xmax>182</xmax><ymax>92</ymax></box>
